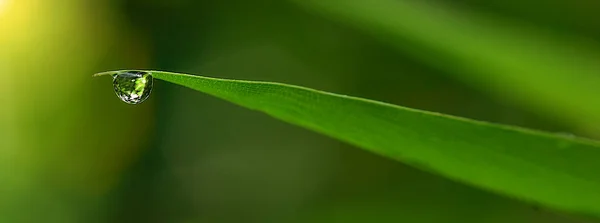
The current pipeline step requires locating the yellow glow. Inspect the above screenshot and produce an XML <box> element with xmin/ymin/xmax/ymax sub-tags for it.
<box><xmin>0</xmin><ymin>0</ymin><xmax>7</xmax><ymax>15</ymax></box>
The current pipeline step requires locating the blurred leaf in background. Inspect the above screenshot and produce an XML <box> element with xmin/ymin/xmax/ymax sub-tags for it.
<box><xmin>292</xmin><ymin>0</ymin><xmax>600</xmax><ymax>136</ymax></box>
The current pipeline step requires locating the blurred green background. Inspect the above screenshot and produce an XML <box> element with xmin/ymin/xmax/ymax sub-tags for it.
<box><xmin>1</xmin><ymin>0</ymin><xmax>600</xmax><ymax>222</ymax></box>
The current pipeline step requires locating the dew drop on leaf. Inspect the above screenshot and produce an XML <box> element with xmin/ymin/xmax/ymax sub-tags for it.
<box><xmin>111</xmin><ymin>71</ymin><xmax>154</xmax><ymax>104</ymax></box>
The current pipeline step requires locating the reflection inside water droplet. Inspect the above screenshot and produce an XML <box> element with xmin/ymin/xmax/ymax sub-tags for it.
<box><xmin>112</xmin><ymin>71</ymin><xmax>153</xmax><ymax>104</ymax></box>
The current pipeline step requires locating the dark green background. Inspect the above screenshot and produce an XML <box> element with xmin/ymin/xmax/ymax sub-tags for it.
<box><xmin>1</xmin><ymin>0</ymin><xmax>598</xmax><ymax>222</ymax></box>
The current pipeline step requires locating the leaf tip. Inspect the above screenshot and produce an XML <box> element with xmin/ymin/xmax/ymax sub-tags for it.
<box><xmin>93</xmin><ymin>71</ymin><xmax>119</xmax><ymax>77</ymax></box>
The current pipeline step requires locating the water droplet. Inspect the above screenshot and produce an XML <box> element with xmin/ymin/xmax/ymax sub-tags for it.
<box><xmin>111</xmin><ymin>71</ymin><xmax>153</xmax><ymax>104</ymax></box>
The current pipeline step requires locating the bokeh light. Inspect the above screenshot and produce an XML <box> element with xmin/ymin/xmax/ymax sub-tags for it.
<box><xmin>0</xmin><ymin>0</ymin><xmax>7</xmax><ymax>15</ymax></box>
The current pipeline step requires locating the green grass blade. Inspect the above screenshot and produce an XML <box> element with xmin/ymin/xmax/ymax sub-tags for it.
<box><xmin>291</xmin><ymin>0</ymin><xmax>600</xmax><ymax>133</ymax></box>
<box><xmin>141</xmin><ymin>70</ymin><xmax>600</xmax><ymax>217</ymax></box>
